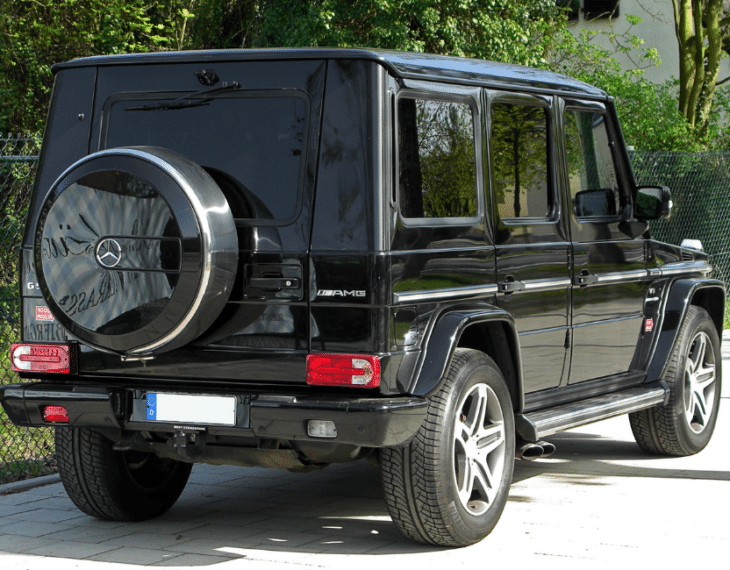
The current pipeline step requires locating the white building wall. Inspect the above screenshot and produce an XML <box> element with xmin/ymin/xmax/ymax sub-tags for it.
<box><xmin>569</xmin><ymin>0</ymin><xmax>730</xmax><ymax>85</ymax></box>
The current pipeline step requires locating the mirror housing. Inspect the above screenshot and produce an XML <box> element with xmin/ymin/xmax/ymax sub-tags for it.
<box><xmin>635</xmin><ymin>186</ymin><xmax>672</xmax><ymax>221</ymax></box>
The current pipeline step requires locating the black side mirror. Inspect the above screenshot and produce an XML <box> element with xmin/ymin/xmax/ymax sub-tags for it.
<box><xmin>635</xmin><ymin>186</ymin><xmax>672</xmax><ymax>220</ymax></box>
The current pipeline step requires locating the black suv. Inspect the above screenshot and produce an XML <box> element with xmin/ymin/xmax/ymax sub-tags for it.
<box><xmin>1</xmin><ymin>48</ymin><xmax>724</xmax><ymax>547</ymax></box>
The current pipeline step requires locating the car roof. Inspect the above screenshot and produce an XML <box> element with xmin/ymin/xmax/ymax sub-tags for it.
<box><xmin>52</xmin><ymin>47</ymin><xmax>607</xmax><ymax>99</ymax></box>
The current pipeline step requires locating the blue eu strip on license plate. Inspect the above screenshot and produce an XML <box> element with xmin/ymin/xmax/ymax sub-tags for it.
<box><xmin>145</xmin><ymin>393</ymin><xmax>236</xmax><ymax>426</ymax></box>
<box><xmin>146</xmin><ymin>393</ymin><xmax>157</xmax><ymax>420</ymax></box>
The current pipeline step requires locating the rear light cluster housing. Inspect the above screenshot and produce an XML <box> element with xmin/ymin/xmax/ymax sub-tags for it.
<box><xmin>10</xmin><ymin>343</ymin><xmax>74</xmax><ymax>374</ymax></box>
<box><xmin>306</xmin><ymin>354</ymin><xmax>381</xmax><ymax>388</ymax></box>
<box><xmin>42</xmin><ymin>405</ymin><xmax>70</xmax><ymax>423</ymax></box>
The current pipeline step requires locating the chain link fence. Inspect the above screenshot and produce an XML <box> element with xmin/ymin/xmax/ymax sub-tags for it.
<box><xmin>630</xmin><ymin>151</ymin><xmax>730</xmax><ymax>290</ymax></box>
<box><xmin>0</xmin><ymin>134</ymin><xmax>55</xmax><ymax>484</ymax></box>
<box><xmin>0</xmin><ymin>138</ymin><xmax>729</xmax><ymax>484</ymax></box>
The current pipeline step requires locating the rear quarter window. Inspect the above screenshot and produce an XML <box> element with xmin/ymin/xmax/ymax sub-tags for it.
<box><xmin>397</xmin><ymin>96</ymin><xmax>478</xmax><ymax>221</ymax></box>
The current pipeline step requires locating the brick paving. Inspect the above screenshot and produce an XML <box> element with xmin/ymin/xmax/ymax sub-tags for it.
<box><xmin>1</xmin><ymin>333</ymin><xmax>728</xmax><ymax>569</ymax></box>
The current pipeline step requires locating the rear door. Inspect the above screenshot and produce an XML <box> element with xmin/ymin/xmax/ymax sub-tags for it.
<box><xmin>488</xmin><ymin>92</ymin><xmax>571</xmax><ymax>394</ymax></box>
<box><xmin>90</xmin><ymin>59</ymin><xmax>326</xmax><ymax>383</ymax></box>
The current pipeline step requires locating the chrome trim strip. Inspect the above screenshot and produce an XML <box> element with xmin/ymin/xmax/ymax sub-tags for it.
<box><xmin>572</xmin><ymin>314</ymin><xmax>643</xmax><ymax>329</ymax></box>
<box><xmin>393</xmin><ymin>284</ymin><xmax>498</xmax><ymax>304</ymax></box>
<box><xmin>593</xmin><ymin>269</ymin><xmax>649</xmax><ymax>284</ymax></box>
<box><xmin>579</xmin><ymin>260</ymin><xmax>711</xmax><ymax>286</ymax></box>
<box><xmin>521</xmin><ymin>277</ymin><xmax>572</xmax><ymax>291</ymax></box>
<box><xmin>658</xmin><ymin>261</ymin><xmax>712</xmax><ymax>276</ymax></box>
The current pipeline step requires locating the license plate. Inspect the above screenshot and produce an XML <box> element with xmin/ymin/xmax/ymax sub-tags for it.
<box><xmin>146</xmin><ymin>393</ymin><xmax>236</xmax><ymax>426</ymax></box>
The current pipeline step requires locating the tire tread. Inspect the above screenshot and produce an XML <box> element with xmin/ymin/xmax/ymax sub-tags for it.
<box><xmin>380</xmin><ymin>348</ymin><xmax>513</xmax><ymax>546</ymax></box>
<box><xmin>629</xmin><ymin>306</ymin><xmax>721</xmax><ymax>456</ymax></box>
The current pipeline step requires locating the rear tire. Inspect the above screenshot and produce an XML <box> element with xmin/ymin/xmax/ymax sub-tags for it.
<box><xmin>630</xmin><ymin>306</ymin><xmax>721</xmax><ymax>456</ymax></box>
<box><xmin>380</xmin><ymin>348</ymin><xmax>515</xmax><ymax>546</ymax></box>
<box><xmin>55</xmin><ymin>428</ymin><xmax>192</xmax><ymax>521</ymax></box>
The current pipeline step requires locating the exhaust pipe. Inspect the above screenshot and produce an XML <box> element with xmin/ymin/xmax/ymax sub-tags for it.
<box><xmin>536</xmin><ymin>440</ymin><xmax>556</xmax><ymax>458</ymax></box>
<box><xmin>516</xmin><ymin>441</ymin><xmax>544</xmax><ymax>461</ymax></box>
<box><xmin>515</xmin><ymin>439</ymin><xmax>556</xmax><ymax>461</ymax></box>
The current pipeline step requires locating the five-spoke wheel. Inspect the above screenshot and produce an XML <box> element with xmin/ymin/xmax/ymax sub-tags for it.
<box><xmin>453</xmin><ymin>383</ymin><xmax>507</xmax><ymax>516</ymax></box>
<box><xmin>683</xmin><ymin>330</ymin><xmax>717</xmax><ymax>434</ymax></box>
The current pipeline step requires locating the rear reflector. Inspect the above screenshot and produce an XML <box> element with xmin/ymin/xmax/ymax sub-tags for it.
<box><xmin>307</xmin><ymin>420</ymin><xmax>338</xmax><ymax>438</ymax></box>
<box><xmin>306</xmin><ymin>354</ymin><xmax>380</xmax><ymax>388</ymax></box>
<box><xmin>42</xmin><ymin>406</ymin><xmax>70</xmax><ymax>423</ymax></box>
<box><xmin>10</xmin><ymin>344</ymin><xmax>72</xmax><ymax>374</ymax></box>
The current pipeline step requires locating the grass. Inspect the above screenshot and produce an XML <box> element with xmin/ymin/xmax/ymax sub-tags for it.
<box><xmin>0</xmin><ymin>455</ymin><xmax>56</xmax><ymax>484</ymax></box>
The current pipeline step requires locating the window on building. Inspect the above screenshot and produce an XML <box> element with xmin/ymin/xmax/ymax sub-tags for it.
<box><xmin>584</xmin><ymin>0</ymin><xmax>620</xmax><ymax>20</ymax></box>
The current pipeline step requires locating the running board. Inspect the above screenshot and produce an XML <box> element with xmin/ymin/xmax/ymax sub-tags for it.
<box><xmin>515</xmin><ymin>383</ymin><xmax>668</xmax><ymax>442</ymax></box>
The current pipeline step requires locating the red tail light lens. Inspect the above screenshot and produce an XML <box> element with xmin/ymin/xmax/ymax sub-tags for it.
<box><xmin>10</xmin><ymin>344</ymin><xmax>72</xmax><ymax>374</ymax></box>
<box><xmin>306</xmin><ymin>354</ymin><xmax>381</xmax><ymax>388</ymax></box>
<box><xmin>42</xmin><ymin>406</ymin><xmax>70</xmax><ymax>423</ymax></box>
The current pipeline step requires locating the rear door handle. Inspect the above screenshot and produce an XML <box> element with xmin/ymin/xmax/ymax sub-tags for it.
<box><xmin>573</xmin><ymin>269</ymin><xmax>598</xmax><ymax>287</ymax></box>
<box><xmin>249</xmin><ymin>277</ymin><xmax>300</xmax><ymax>290</ymax></box>
<box><xmin>498</xmin><ymin>276</ymin><xmax>524</xmax><ymax>294</ymax></box>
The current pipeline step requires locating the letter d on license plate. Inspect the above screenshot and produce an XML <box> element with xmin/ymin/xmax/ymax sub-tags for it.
<box><xmin>146</xmin><ymin>393</ymin><xmax>236</xmax><ymax>426</ymax></box>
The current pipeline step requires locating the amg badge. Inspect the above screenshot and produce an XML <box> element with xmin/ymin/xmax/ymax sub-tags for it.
<box><xmin>317</xmin><ymin>289</ymin><xmax>366</xmax><ymax>298</ymax></box>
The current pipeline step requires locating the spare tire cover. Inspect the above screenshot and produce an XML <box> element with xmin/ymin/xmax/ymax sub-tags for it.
<box><xmin>35</xmin><ymin>146</ymin><xmax>238</xmax><ymax>355</ymax></box>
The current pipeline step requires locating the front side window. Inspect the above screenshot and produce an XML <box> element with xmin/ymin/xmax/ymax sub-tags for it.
<box><xmin>564</xmin><ymin>110</ymin><xmax>620</xmax><ymax>218</ymax></box>
<box><xmin>490</xmin><ymin>101</ymin><xmax>551</xmax><ymax>221</ymax></box>
<box><xmin>104</xmin><ymin>92</ymin><xmax>308</xmax><ymax>224</ymax></box>
<box><xmin>398</xmin><ymin>97</ymin><xmax>478</xmax><ymax>219</ymax></box>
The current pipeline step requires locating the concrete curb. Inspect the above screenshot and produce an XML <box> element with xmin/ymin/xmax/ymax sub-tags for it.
<box><xmin>0</xmin><ymin>473</ymin><xmax>60</xmax><ymax>496</ymax></box>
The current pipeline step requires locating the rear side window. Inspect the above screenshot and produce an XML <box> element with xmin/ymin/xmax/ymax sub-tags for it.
<box><xmin>104</xmin><ymin>92</ymin><xmax>308</xmax><ymax>225</ymax></box>
<box><xmin>490</xmin><ymin>102</ymin><xmax>551</xmax><ymax>221</ymax></box>
<box><xmin>564</xmin><ymin>109</ymin><xmax>620</xmax><ymax>218</ymax></box>
<box><xmin>398</xmin><ymin>97</ymin><xmax>478</xmax><ymax>220</ymax></box>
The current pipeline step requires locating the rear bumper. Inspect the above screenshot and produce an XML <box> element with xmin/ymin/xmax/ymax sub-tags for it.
<box><xmin>0</xmin><ymin>383</ymin><xmax>428</xmax><ymax>448</ymax></box>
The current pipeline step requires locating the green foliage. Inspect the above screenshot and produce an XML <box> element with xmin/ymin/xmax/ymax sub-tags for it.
<box><xmin>0</xmin><ymin>0</ymin><xmax>179</xmax><ymax>133</ymax></box>
<box><xmin>241</xmin><ymin>0</ymin><xmax>564</xmax><ymax>66</ymax></box>
<box><xmin>4</xmin><ymin>2</ymin><xmax>730</xmax><ymax>152</ymax></box>
<box><xmin>545</xmin><ymin>18</ymin><xmax>725</xmax><ymax>152</ymax></box>
<box><xmin>186</xmin><ymin>0</ymin><xmax>264</xmax><ymax>49</ymax></box>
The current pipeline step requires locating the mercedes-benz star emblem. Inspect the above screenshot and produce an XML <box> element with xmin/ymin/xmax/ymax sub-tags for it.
<box><xmin>96</xmin><ymin>238</ymin><xmax>123</xmax><ymax>268</ymax></box>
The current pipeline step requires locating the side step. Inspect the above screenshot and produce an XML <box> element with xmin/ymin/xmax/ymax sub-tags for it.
<box><xmin>515</xmin><ymin>383</ymin><xmax>668</xmax><ymax>442</ymax></box>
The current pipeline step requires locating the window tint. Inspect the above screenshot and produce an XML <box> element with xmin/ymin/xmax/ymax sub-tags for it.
<box><xmin>105</xmin><ymin>94</ymin><xmax>307</xmax><ymax>223</ymax></box>
<box><xmin>491</xmin><ymin>102</ymin><xmax>550</xmax><ymax>220</ymax></box>
<box><xmin>564</xmin><ymin>110</ymin><xmax>620</xmax><ymax>218</ymax></box>
<box><xmin>398</xmin><ymin>97</ymin><xmax>477</xmax><ymax>219</ymax></box>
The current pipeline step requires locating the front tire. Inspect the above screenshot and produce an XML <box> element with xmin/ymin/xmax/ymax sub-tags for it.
<box><xmin>630</xmin><ymin>305</ymin><xmax>722</xmax><ymax>456</ymax></box>
<box><xmin>55</xmin><ymin>428</ymin><xmax>192</xmax><ymax>520</ymax></box>
<box><xmin>380</xmin><ymin>348</ymin><xmax>515</xmax><ymax>546</ymax></box>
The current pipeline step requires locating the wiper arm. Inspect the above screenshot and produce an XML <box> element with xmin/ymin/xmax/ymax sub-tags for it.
<box><xmin>125</xmin><ymin>80</ymin><xmax>241</xmax><ymax>112</ymax></box>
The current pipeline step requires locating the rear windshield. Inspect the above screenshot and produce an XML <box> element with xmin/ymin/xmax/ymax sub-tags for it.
<box><xmin>103</xmin><ymin>91</ymin><xmax>308</xmax><ymax>224</ymax></box>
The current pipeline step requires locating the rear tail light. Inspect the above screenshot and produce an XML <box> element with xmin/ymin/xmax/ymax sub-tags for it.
<box><xmin>10</xmin><ymin>344</ymin><xmax>72</xmax><ymax>374</ymax></box>
<box><xmin>42</xmin><ymin>406</ymin><xmax>70</xmax><ymax>423</ymax></box>
<box><xmin>306</xmin><ymin>354</ymin><xmax>381</xmax><ymax>388</ymax></box>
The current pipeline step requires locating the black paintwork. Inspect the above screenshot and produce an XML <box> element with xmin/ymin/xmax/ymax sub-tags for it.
<box><xmin>3</xmin><ymin>48</ymin><xmax>724</xmax><ymax>461</ymax></box>
<box><xmin>51</xmin><ymin>48</ymin><xmax>607</xmax><ymax>99</ymax></box>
